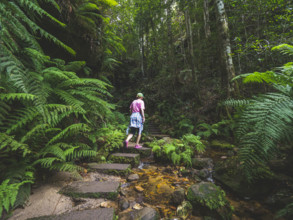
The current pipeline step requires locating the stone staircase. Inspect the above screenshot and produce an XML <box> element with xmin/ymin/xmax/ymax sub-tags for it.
<box><xmin>29</xmin><ymin>123</ymin><xmax>166</xmax><ymax>220</ymax></box>
<box><xmin>147</xmin><ymin>122</ymin><xmax>170</xmax><ymax>138</ymax></box>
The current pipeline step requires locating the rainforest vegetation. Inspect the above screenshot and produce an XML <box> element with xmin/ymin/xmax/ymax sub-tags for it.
<box><xmin>0</xmin><ymin>0</ymin><xmax>293</xmax><ymax>219</ymax></box>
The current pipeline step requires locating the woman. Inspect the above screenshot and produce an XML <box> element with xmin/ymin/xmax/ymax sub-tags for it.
<box><xmin>124</xmin><ymin>93</ymin><xmax>145</xmax><ymax>149</ymax></box>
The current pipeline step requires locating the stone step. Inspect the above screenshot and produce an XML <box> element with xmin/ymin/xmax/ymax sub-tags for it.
<box><xmin>108</xmin><ymin>153</ymin><xmax>140</xmax><ymax>168</ymax></box>
<box><xmin>28</xmin><ymin>208</ymin><xmax>115</xmax><ymax>220</ymax></box>
<box><xmin>124</xmin><ymin>143</ymin><xmax>152</xmax><ymax>158</ymax></box>
<box><xmin>150</xmin><ymin>134</ymin><xmax>170</xmax><ymax>138</ymax></box>
<box><xmin>148</xmin><ymin>130</ymin><xmax>161</xmax><ymax>134</ymax></box>
<box><xmin>60</xmin><ymin>181</ymin><xmax>119</xmax><ymax>200</ymax></box>
<box><xmin>88</xmin><ymin>163</ymin><xmax>131</xmax><ymax>176</ymax></box>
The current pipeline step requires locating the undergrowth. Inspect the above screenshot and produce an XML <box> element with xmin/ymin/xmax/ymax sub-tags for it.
<box><xmin>147</xmin><ymin>134</ymin><xmax>205</xmax><ymax>167</ymax></box>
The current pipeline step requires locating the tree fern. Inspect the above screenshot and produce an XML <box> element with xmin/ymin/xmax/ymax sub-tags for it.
<box><xmin>0</xmin><ymin>1</ymin><xmax>115</xmax><ymax>217</ymax></box>
<box><xmin>227</xmin><ymin>44</ymin><xmax>293</xmax><ymax>181</ymax></box>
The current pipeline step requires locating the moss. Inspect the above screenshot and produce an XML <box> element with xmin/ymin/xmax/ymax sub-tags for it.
<box><xmin>100</xmin><ymin>168</ymin><xmax>131</xmax><ymax>176</ymax></box>
<box><xmin>210</xmin><ymin>140</ymin><xmax>235</xmax><ymax>149</ymax></box>
<box><xmin>108</xmin><ymin>155</ymin><xmax>140</xmax><ymax>168</ymax></box>
<box><xmin>187</xmin><ymin>182</ymin><xmax>233</xmax><ymax>219</ymax></box>
<box><xmin>60</xmin><ymin>191</ymin><xmax>119</xmax><ymax>200</ymax></box>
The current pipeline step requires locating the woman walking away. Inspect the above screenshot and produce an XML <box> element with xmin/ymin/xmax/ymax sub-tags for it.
<box><xmin>124</xmin><ymin>93</ymin><xmax>145</xmax><ymax>149</ymax></box>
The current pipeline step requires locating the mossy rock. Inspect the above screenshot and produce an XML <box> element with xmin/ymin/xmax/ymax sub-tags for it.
<box><xmin>108</xmin><ymin>153</ymin><xmax>140</xmax><ymax>168</ymax></box>
<box><xmin>187</xmin><ymin>182</ymin><xmax>232</xmax><ymax>219</ymax></box>
<box><xmin>60</xmin><ymin>181</ymin><xmax>120</xmax><ymax>200</ymax></box>
<box><xmin>192</xmin><ymin>158</ymin><xmax>213</xmax><ymax>169</ymax></box>
<box><xmin>88</xmin><ymin>163</ymin><xmax>132</xmax><ymax>176</ymax></box>
<box><xmin>214</xmin><ymin>158</ymin><xmax>276</xmax><ymax>198</ymax></box>
<box><xmin>210</xmin><ymin>140</ymin><xmax>235</xmax><ymax>150</ymax></box>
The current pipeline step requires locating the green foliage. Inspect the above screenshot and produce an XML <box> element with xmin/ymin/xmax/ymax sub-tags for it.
<box><xmin>0</xmin><ymin>1</ymin><xmax>117</xmax><ymax>217</ymax></box>
<box><xmin>95</xmin><ymin>127</ymin><xmax>125</xmax><ymax>152</ymax></box>
<box><xmin>0</xmin><ymin>179</ymin><xmax>32</xmax><ymax>217</ymax></box>
<box><xmin>227</xmin><ymin>44</ymin><xmax>293</xmax><ymax>181</ymax></box>
<box><xmin>148</xmin><ymin>134</ymin><xmax>205</xmax><ymax>167</ymax></box>
<box><xmin>196</xmin><ymin>120</ymin><xmax>235</xmax><ymax>139</ymax></box>
<box><xmin>275</xmin><ymin>202</ymin><xmax>293</xmax><ymax>219</ymax></box>
<box><xmin>182</xmin><ymin>134</ymin><xmax>206</xmax><ymax>153</ymax></box>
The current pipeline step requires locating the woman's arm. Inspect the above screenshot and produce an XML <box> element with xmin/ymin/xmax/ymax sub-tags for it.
<box><xmin>141</xmin><ymin>109</ymin><xmax>145</xmax><ymax>123</ymax></box>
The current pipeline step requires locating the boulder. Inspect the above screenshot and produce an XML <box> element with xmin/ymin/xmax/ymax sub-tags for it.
<box><xmin>265</xmin><ymin>188</ymin><xmax>293</xmax><ymax>208</ymax></box>
<box><xmin>193</xmin><ymin>169</ymin><xmax>212</xmax><ymax>181</ymax></box>
<box><xmin>127</xmin><ymin>174</ymin><xmax>139</xmax><ymax>182</ymax></box>
<box><xmin>187</xmin><ymin>182</ymin><xmax>232</xmax><ymax>219</ymax></box>
<box><xmin>192</xmin><ymin>158</ymin><xmax>213</xmax><ymax>170</ymax></box>
<box><xmin>214</xmin><ymin>158</ymin><xmax>276</xmax><ymax>198</ymax></box>
<box><xmin>172</xmin><ymin>188</ymin><xmax>185</xmax><ymax>206</ymax></box>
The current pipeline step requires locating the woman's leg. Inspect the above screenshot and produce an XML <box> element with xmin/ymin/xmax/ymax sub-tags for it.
<box><xmin>136</xmin><ymin>134</ymin><xmax>141</xmax><ymax>145</ymax></box>
<box><xmin>126</xmin><ymin>134</ymin><xmax>133</xmax><ymax>142</ymax></box>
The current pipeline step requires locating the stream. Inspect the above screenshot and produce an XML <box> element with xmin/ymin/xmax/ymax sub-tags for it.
<box><xmin>118</xmin><ymin>150</ymin><xmax>278</xmax><ymax>219</ymax></box>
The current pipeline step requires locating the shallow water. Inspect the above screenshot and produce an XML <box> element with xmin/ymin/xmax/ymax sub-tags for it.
<box><xmin>121</xmin><ymin>158</ymin><xmax>278</xmax><ymax>219</ymax></box>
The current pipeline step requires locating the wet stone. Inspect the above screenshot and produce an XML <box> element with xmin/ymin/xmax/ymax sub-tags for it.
<box><xmin>108</xmin><ymin>153</ymin><xmax>140</xmax><ymax>168</ymax></box>
<box><xmin>28</xmin><ymin>208</ymin><xmax>115</xmax><ymax>220</ymax></box>
<box><xmin>60</xmin><ymin>181</ymin><xmax>119</xmax><ymax>200</ymax></box>
<box><xmin>119</xmin><ymin>207</ymin><xmax>160</xmax><ymax>220</ymax></box>
<box><xmin>127</xmin><ymin>174</ymin><xmax>139</xmax><ymax>182</ymax></box>
<box><xmin>119</xmin><ymin>197</ymin><xmax>130</xmax><ymax>211</ymax></box>
<box><xmin>124</xmin><ymin>143</ymin><xmax>152</xmax><ymax>158</ymax></box>
<box><xmin>172</xmin><ymin>188</ymin><xmax>185</xmax><ymax>206</ymax></box>
<box><xmin>192</xmin><ymin>158</ymin><xmax>214</xmax><ymax>170</ymax></box>
<box><xmin>88</xmin><ymin>163</ymin><xmax>131</xmax><ymax>176</ymax></box>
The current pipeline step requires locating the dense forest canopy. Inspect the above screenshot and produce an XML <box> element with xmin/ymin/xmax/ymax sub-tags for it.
<box><xmin>0</xmin><ymin>0</ymin><xmax>293</xmax><ymax>218</ymax></box>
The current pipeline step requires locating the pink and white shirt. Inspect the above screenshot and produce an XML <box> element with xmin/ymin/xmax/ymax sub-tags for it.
<box><xmin>130</xmin><ymin>99</ymin><xmax>145</xmax><ymax>113</ymax></box>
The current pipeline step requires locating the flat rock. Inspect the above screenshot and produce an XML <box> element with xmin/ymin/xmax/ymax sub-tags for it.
<box><xmin>60</xmin><ymin>181</ymin><xmax>119</xmax><ymax>200</ymax></box>
<box><xmin>28</xmin><ymin>208</ymin><xmax>115</xmax><ymax>220</ymax></box>
<box><xmin>127</xmin><ymin>174</ymin><xmax>139</xmax><ymax>182</ymax></box>
<box><xmin>88</xmin><ymin>163</ymin><xmax>131</xmax><ymax>176</ymax></box>
<box><xmin>151</xmin><ymin>134</ymin><xmax>170</xmax><ymax>138</ymax></box>
<box><xmin>108</xmin><ymin>153</ymin><xmax>140</xmax><ymax>168</ymax></box>
<box><xmin>119</xmin><ymin>207</ymin><xmax>160</xmax><ymax>220</ymax></box>
<box><xmin>125</xmin><ymin>143</ymin><xmax>152</xmax><ymax>158</ymax></box>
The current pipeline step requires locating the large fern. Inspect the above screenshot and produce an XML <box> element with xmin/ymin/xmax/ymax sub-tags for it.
<box><xmin>226</xmin><ymin>44</ymin><xmax>293</xmax><ymax>181</ymax></box>
<box><xmin>0</xmin><ymin>1</ymin><xmax>116</xmax><ymax>217</ymax></box>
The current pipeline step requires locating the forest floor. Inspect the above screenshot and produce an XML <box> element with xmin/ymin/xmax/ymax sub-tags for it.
<box><xmin>8</xmin><ymin>140</ymin><xmax>279</xmax><ymax>220</ymax></box>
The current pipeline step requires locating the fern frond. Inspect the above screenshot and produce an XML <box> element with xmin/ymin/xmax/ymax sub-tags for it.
<box><xmin>272</xmin><ymin>44</ymin><xmax>293</xmax><ymax>56</ymax></box>
<box><xmin>34</xmin><ymin>157</ymin><xmax>63</xmax><ymax>168</ymax></box>
<box><xmin>47</xmin><ymin>123</ymin><xmax>91</xmax><ymax>145</ymax></box>
<box><xmin>0</xmin><ymin>133</ymin><xmax>30</xmax><ymax>156</ymax></box>
<box><xmin>15</xmin><ymin>0</ymin><xmax>66</xmax><ymax>27</ymax></box>
<box><xmin>53</xmin><ymin>89</ymin><xmax>86</xmax><ymax>113</ymax></box>
<box><xmin>6</xmin><ymin>107</ymin><xmax>40</xmax><ymax>134</ymax></box>
<box><xmin>223</xmin><ymin>99</ymin><xmax>251</xmax><ymax>107</ymax></box>
<box><xmin>50</xmin><ymin>162</ymin><xmax>82</xmax><ymax>172</ymax></box>
<box><xmin>0</xmin><ymin>93</ymin><xmax>35</xmax><ymax>102</ymax></box>
<box><xmin>163</xmin><ymin>144</ymin><xmax>176</xmax><ymax>158</ymax></box>
<box><xmin>20</xmin><ymin>123</ymin><xmax>49</xmax><ymax>143</ymax></box>
<box><xmin>171</xmin><ymin>152</ymin><xmax>181</xmax><ymax>165</ymax></box>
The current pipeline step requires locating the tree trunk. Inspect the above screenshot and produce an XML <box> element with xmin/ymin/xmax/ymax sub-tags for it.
<box><xmin>203</xmin><ymin>0</ymin><xmax>211</xmax><ymax>38</ymax></box>
<box><xmin>215</xmin><ymin>0</ymin><xmax>237</xmax><ymax>97</ymax></box>
<box><xmin>166</xmin><ymin>0</ymin><xmax>176</xmax><ymax>78</ymax></box>
<box><xmin>185</xmin><ymin>9</ymin><xmax>200</xmax><ymax>100</ymax></box>
<box><xmin>140</xmin><ymin>24</ymin><xmax>145</xmax><ymax>77</ymax></box>
<box><xmin>185</xmin><ymin>9</ymin><xmax>197</xmax><ymax>84</ymax></box>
